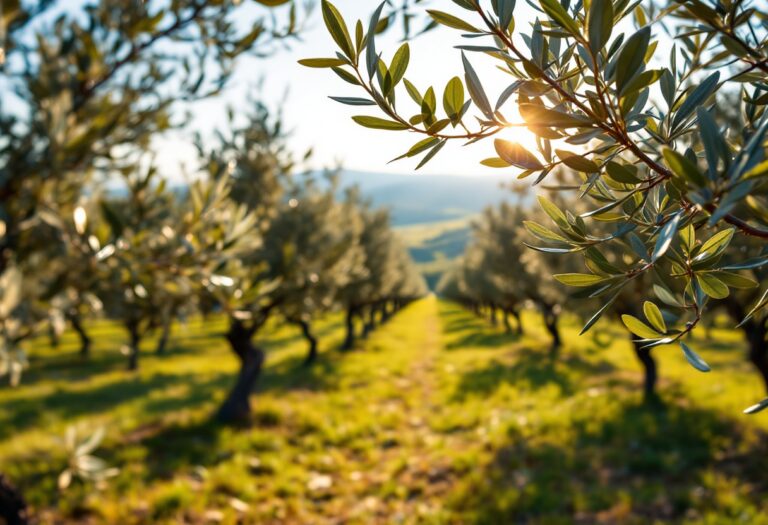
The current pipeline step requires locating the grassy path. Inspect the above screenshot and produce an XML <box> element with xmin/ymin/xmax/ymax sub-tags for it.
<box><xmin>3</xmin><ymin>297</ymin><xmax>768</xmax><ymax>523</ymax></box>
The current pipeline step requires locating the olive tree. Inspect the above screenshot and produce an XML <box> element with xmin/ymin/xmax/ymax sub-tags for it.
<box><xmin>264</xmin><ymin>173</ymin><xmax>366</xmax><ymax>365</ymax></box>
<box><xmin>47</xmin><ymin>200</ymin><xmax>110</xmax><ymax>358</ymax></box>
<box><xmin>306</xmin><ymin>0</ymin><xmax>768</xmax><ymax>412</ymax></box>
<box><xmin>96</xmin><ymin>167</ymin><xmax>191</xmax><ymax>370</ymax></box>
<box><xmin>196</xmin><ymin>102</ymin><xmax>291</xmax><ymax>423</ymax></box>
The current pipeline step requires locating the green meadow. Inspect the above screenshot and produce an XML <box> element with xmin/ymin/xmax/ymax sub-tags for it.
<box><xmin>3</xmin><ymin>297</ymin><xmax>768</xmax><ymax>524</ymax></box>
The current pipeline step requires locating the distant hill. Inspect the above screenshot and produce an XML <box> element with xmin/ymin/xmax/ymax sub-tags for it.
<box><xmin>338</xmin><ymin>170</ymin><xmax>522</xmax><ymax>226</ymax></box>
<box><xmin>337</xmin><ymin>170</ymin><xmax>526</xmax><ymax>290</ymax></box>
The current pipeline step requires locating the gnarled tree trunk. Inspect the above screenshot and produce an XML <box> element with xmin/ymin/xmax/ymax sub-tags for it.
<box><xmin>68</xmin><ymin>312</ymin><xmax>91</xmax><ymax>358</ymax></box>
<box><xmin>155</xmin><ymin>318</ymin><xmax>171</xmax><ymax>355</ymax></box>
<box><xmin>726</xmin><ymin>299</ymin><xmax>768</xmax><ymax>394</ymax></box>
<box><xmin>362</xmin><ymin>307</ymin><xmax>376</xmax><ymax>338</ymax></box>
<box><xmin>502</xmin><ymin>310</ymin><xmax>512</xmax><ymax>333</ymax></box>
<box><xmin>543</xmin><ymin>307</ymin><xmax>561</xmax><ymax>357</ymax></box>
<box><xmin>217</xmin><ymin>320</ymin><xmax>264</xmax><ymax>423</ymax></box>
<box><xmin>746</xmin><ymin>321</ymin><xmax>768</xmax><ymax>394</ymax></box>
<box><xmin>126</xmin><ymin>320</ymin><xmax>141</xmax><ymax>371</ymax></box>
<box><xmin>0</xmin><ymin>473</ymin><xmax>28</xmax><ymax>525</ymax></box>
<box><xmin>631</xmin><ymin>335</ymin><xmax>659</xmax><ymax>403</ymax></box>
<box><xmin>48</xmin><ymin>323</ymin><xmax>60</xmax><ymax>349</ymax></box>
<box><xmin>342</xmin><ymin>306</ymin><xmax>357</xmax><ymax>351</ymax></box>
<box><xmin>379</xmin><ymin>301</ymin><xmax>390</xmax><ymax>324</ymax></box>
<box><xmin>510</xmin><ymin>309</ymin><xmax>523</xmax><ymax>335</ymax></box>
<box><xmin>298</xmin><ymin>319</ymin><xmax>319</xmax><ymax>366</ymax></box>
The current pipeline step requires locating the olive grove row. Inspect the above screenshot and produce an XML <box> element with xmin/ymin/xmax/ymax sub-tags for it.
<box><xmin>0</xmin><ymin>0</ymin><xmax>426</xmax><ymax>424</ymax></box>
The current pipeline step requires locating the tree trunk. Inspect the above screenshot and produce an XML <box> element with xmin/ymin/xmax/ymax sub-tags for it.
<box><xmin>155</xmin><ymin>319</ymin><xmax>171</xmax><ymax>355</ymax></box>
<box><xmin>69</xmin><ymin>313</ymin><xmax>91</xmax><ymax>358</ymax></box>
<box><xmin>48</xmin><ymin>323</ymin><xmax>59</xmax><ymax>349</ymax></box>
<box><xmin>511</xmin><ymin>309</ymin><xmax>523</xmax><ymax>335</ymax></box>
<box><xmin>544</xmin><ymin>310</ymin><xmax>561</xmax><ymax>357</ymax></box>
<box><xmin>342</xmin><ymin>307</ymin><xmax>356</xmax><ymax>351</ymax></box>
<box><xmin>0</xmin><ymin>473</ymin><xmax>28</xmax><ymax>525</ymax></box>
<box><xmin>361</xmin><ymin>308</ymin><xmax>372</xmax><ymax>339</ymax></box>
<box><xmin>631</xmin><ymin>336</ymin><xmax>659</xmax><ymax>403</ymax></box>
<box><xmin>726</xmin><ymin>300</ymin><xmax>768</xmax><ymax>395</ymax></box>
<box><xmin>502</xmin><ymin>310</ymin><xmax>512</xmax><ymax>334</ymax></box>
<box><xmin>741</xmin><ymin>318</ymin><xmax>768</xmax><ymax>394</ymax></box>
<box><xmin>363</xmin><ymin>307</ymin><xmax>376</xmax><ymax>337</ymax></box>
<box><xmin>379</xmin><ymin>302</ymin><xmax>389</xmax><ymax>323</ymax></box>
<box><xmin>490</xmin><ymin>305</ymin><xmax>498</xmax><ymax>326</ymax></box>
<box><xmin>298</xmin><ymin>319</ymin><xmax>319</xmax><ymax>366</ymax></box>
<box><xmin>217</xmin><ymin>320</ymin><xmax>264</xmax><ymax>423</ymax></box>
<box><xmin>126</xmin><ymin>321</ymin><xmax>141</xmax><ymax>371</ymax></box>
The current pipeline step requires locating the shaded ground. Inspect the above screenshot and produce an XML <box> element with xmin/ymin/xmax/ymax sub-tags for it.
<box><xmin>1</xmin><ymin>299</ymin><xmax>768</xmax><ymax>523</ymax></box>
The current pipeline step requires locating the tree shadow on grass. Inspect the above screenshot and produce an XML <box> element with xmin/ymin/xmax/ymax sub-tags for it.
<box><xmin>445</xmin><ymin>331</ymin><xmax>522</xmax><ymax>351</ymax></box>
<box><xmin>0</xmin><ymin>371</ymin><xmax>236</xmax><ymax>441</ymax></box>
<box><xmin>259</xmin><ymin>352</ymin><xmax>343</xmax><ymax>393</ymax></box>
<box><xmin>129</xmin><ymin>418</ymin><xmax>229</xmax><ymax>482</ymax></box>
<box><xmin>20</xmin><ymin>342</ymin><xmax>219</xmax><ymax>386</ymax></box>
<box><xmin>5</xmin><ymin>320</ymin><xmax>348</xmax><ymax>438</ymax></box>
<box><xmin>452</xmin><ymin>347</ymin><xmax>618</xmax><ymax>401</ymax></box>
<box><xmin>450</xmin><ymin>400</ymin><xmax>768</xmax><ymax>523</ymax></box>
<box><xmin>438</xmin><ymin>305</ymin><xmax>523</xmax><ymax>351</ymax></box>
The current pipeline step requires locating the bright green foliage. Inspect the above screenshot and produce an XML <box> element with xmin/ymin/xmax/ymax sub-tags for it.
<box><xmin>309</xmin><ymin>0</ymin><xmax>768</xmax><ymax>409</ymax></box>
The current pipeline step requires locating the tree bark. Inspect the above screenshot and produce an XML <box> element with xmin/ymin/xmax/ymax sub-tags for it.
<box><xmin>510</xmin><ymin>309</ymin><xmax>523</xmax><ymax>335</ymax></box>
<box><xmin>48</xmin><ymin>323</ymin><xmax>60</xmax><ymax>349</ymax></box>
<box><xmin>746</xmin><ymin>321</ymin><xmax>768</xmax><ymax>394</ymax></box>
<box><xmin>379</xmin><ymin>301</ymin><xmax>389</xmax><ymax>323</ymax></box>
<box><xmin>69</xmin><ymin>312</ymin><xmax>91</xmax><ymax>358</ymax></box>
<box><xmin>726</xmin><ymin>299</ymin><xmax>768</xmax><ymax>395</ymax></box>
<box><xmin>544</xmin><ymin>309</ymin><xmax>561</xmax><ymax>357</ymax></box>
<box><xmin>342</xmin><ymin>307</ymin><xmax>356</xmax><ymax>351</ymax></box>
<box><xmin>217</xmin><ymin>320</ymin><xmax>265</xmax><ymax>423</ymax></box>
<box><xmin>126</xmin><ymin>321</ymin><xmax>141</xmax><ymax>371</ymax></box>
<box><xmin>298</xmin><ymin>319</ymin><xmax>319</xmax><ymax>366</ymax></box>
<box><xmin>362</xmin><ymin>307</ymin><xmax>376</xmax><ymax>338</ymax></box>
<box><xmin>155</xmin><ymin>319</ymin><xmax>171</xmax><ymax>355</ymax></box>
<box><xmin>0</xmin><ymin>473</ymin><xmax>28</xmax><ymax>525</ymax></box>
<box><xmin>489</xmin><ymin>305</ymin><xmax>498</xmax><ymax>326</ymax></box>
<box><xmin>502</xmin><ymin>310</ymin><xmax>512</xmax><ymax>334</ymax></box>
<box><xmin>361</xmin><ymin>312</ymin><xmax>370</xmax><ymax>338</ymax></box>
<box><xmin>631</xmin><ymin>336</ymin><xmax>659</xmax><ymax>403</ymax></box>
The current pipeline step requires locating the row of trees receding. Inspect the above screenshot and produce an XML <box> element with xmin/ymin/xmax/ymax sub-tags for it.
<box><xmin>0</xmin><ymin>0</ymin><xmax>426</xmax><ymax>422</ymax></box>
<box><xmin>0</xmin><ymin>2</ymin><xmax>428</xmax><ymax>521</ymax></box>
<box><xmin>440</xmin><ymin>183</ymin><xmax>768</xmax><ymax>405</ymax></box>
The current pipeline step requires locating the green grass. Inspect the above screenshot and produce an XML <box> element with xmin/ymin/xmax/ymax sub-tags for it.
<box><xmin>2</xmin><ymin>298</ymin><xmax>768</xmax><ymax>524</ymax></box>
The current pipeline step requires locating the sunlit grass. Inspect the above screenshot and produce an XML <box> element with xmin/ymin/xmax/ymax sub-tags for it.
<box><xmin>2</xmin><ymin>298</ymin><xmax>767</xmax><ymax>523</ymax></box>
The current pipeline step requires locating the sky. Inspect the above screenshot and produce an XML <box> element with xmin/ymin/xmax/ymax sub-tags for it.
<box><xmin>154</xmin><ymin>0</ymin><xmax>539</xmax><ymax>181</ymax></box>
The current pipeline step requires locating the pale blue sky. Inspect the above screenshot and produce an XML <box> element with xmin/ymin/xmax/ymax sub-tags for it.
<box><xmin>155</xmin><ymin>0</ymin><xmax>539</xmax><ymax>180</ymax></box>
